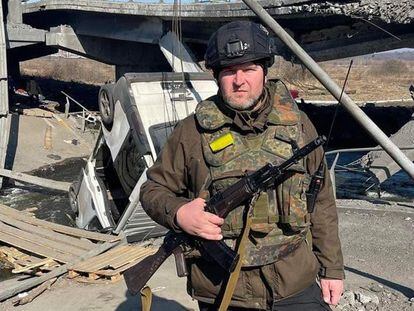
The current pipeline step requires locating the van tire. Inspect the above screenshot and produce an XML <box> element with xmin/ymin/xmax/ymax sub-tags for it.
<box><xmin>99</xmin><ymin>84</ymin><xmax>115</xmax><ymax>129</ymax></box>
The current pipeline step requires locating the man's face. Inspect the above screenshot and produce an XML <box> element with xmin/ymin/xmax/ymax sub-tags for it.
<box><xmin>218</xmin><ymin>62</ymin><xmax>264</xmax><ymax>110</ymax></box>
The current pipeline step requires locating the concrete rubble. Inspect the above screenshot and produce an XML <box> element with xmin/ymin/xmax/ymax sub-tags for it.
<box><xmin>266</xmin><ymin>0</ymin><xmax>413</xmax><ymax>24</ymax></box>
<box><xmin>333</xmin><ymin>283</ymin><xmax>414</xmax><ymax>311</ymax></box>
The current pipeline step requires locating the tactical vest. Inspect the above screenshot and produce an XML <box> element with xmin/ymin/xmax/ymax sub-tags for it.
<box><xmin>195</xmin><ymin>80</ymin><xmax>311</xmax><ymax>267</ymax></box>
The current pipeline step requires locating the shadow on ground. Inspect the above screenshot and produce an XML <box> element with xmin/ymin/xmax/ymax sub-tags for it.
<box><xmin>345</xmin><ymin>266</ymin><xmax>414</xmax><ymax>298</ymax></box>
<box><xmin>116</xmin><ymin>290</ymin><xmax>195</xmax><ymax>311</ymax></box>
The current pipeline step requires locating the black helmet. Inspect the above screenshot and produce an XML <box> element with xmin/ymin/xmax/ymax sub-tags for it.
<box><xmin>204</xmin><ymin>21</ymin><xmax>275</xmax><ymax>71</ymax></box>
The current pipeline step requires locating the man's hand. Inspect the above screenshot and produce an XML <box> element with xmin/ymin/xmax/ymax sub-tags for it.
<box><xmin>320</xmin><ymin>279</ymin><xmax>344</xmax><ymax>306</ymax></box>
<box><xmin>176</xmin><ymin>198</ymin><xmax>224</xmax><ymax>240</ymax></box>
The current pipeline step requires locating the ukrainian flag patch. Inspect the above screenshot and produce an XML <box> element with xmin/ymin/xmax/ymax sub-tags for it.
<box><xmin>209</xmin><ymin>132</ymin><xmax>234</xmax><ymax>152</ymax></box>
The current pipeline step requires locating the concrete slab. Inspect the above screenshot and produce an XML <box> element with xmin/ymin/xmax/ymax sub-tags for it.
<box><xmin>7</xmin><ymin>114</ymin><xmax>97</xmax><ymax>173</ymax></box>
<box><xmin>363</xmin><ymin>118</ymin><xmax>414</xmax><ymax>184</ymax></box>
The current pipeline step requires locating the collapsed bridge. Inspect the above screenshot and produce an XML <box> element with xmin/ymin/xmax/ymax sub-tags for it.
<box><xmin>11</xmin><ymin>0</ymin><xmax>414</xmax><ymax>77</ymax></box>
<box><xmin>0</xmin><ymin>0</ymin><xmax>413</xmax><ymax>189</ymax></box>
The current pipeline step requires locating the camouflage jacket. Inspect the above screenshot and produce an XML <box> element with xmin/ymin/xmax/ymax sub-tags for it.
<box><xmin>140</xmin><ymin>80</ymin><xmax>344</xmax><ymax>309</ymax></box>
<box><xmin>195</xmin><ymin>80</ymin><xmax>312</xmax><ymax>267</ymax></box>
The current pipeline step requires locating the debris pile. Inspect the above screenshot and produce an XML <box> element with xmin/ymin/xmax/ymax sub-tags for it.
<box><xmin>333</xmin><ymin>283</ymin><xmax>414</xmax><ymax>311</ymax></box>
<box><xmin>0</xmin><ymin>204</ymin><xmax>156</xmax><ymax>304</ymax></box>
<box><xmin>288</xmin><ymin>0</ymin><xmax>413</xmax><ymax>24</ymax></box>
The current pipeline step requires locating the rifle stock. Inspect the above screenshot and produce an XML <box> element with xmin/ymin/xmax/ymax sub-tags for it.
<box><xmin>124</xmin><ymin>233</ymin><xmax>185</xmax><ymax>295</ymax></box>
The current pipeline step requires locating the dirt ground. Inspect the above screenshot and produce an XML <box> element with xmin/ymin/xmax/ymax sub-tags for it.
<box><xmin>6</xmin><ymin>114</ymin><xmax>97</xmax><ymax>173</ymax></box>
<box><xmin>0</xmin><ymin>200</ymin><xmax>413</xmax><ymax>311</ymax></box>
<box><xmin>20</xmin><ymin>55</ymin><xmax>414</xmax><ymax>104</ymax></box>
<box><xmin>270</xmin><ymin>58</ymin><xmax>414</xmax><ymax>102</ymax></box>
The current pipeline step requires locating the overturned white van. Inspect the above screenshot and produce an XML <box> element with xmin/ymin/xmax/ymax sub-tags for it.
<box><xmin>69</xmin><ymin>72</ymin><xmax>217</xmax><ymax>242</ymax></box>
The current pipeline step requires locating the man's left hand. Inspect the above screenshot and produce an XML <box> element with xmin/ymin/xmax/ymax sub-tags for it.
<box><xmin>320</xmin><ymin>278</ymin><xmax>343</xmax><ymax>306</ymax></box>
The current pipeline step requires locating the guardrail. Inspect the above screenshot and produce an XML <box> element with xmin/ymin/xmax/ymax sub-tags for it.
<box><xmin>326</xmin><ymin>146</ymin><xmax>414</xmax><ymax>198</ymax></box>
<box><xmin>61</xmin><ymin>91</ymin><xmax>98</xmax><ymax>132</ymax></box>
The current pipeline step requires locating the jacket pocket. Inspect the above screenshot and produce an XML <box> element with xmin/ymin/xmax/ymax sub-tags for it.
<box><xmin>189</xmin><ymin>258</ymin><xmax>248</xmax><ymax>302</ymax></box>
<box><xmin>273</xmin><ymin>241</ymin><xmax>320</xmax><ymax>298</ymax></box>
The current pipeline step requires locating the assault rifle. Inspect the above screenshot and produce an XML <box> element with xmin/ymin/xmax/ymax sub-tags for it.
<box><xmin>124</xmin><ymin>135</ymin><xmax>326</xmax><ymax>295</ymax></box>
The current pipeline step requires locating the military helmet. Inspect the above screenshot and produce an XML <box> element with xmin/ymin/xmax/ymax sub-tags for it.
<box><xmin>204</xmin><ymin>21</ymin><xmax>275</xmax><ymax>71</ymax></box>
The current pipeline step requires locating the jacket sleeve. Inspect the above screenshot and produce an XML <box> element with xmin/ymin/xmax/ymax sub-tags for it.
<box><xmin>300</xmin><ymin>112</ymin><xmax>345</xmax><ymax>280</ymax></box>
<box><xmin>139</xmin><ymin>119</ymin><xmax>193</xmax><ymax>232</ymax></box>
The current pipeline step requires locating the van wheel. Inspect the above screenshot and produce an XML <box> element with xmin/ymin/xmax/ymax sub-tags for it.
<box><xmin>98</xmin><ymin>84</ymin><xmax>115</xmax><ymax>129</ymax></box>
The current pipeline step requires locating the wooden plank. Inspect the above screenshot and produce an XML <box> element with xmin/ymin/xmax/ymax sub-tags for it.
<box><xmin>103</xmin><ymin>247</ymin><xmax>146</xmax><ymax>270</ymax></box>
<box><xmin>0</xmin><ymin>240</ymin><xmax>121</xmax><ymax>301</ymax></box>
<box><xmin>94</xmin><ymin>251</ymin><xmax>155</xmax><ymax>277</ymax></box>
<box><xmin>0</xmin><ymin>229</ymin><xmax>76</xmax><ymax>263</ymax></box>
<box><xmin>0</xmin><ymin>213</ymin><xmax>94</xmax><ymax>250</ymax></box>
<box><xmin>0</xmin><ymin>168</ymin><xmax>70</xmax><ymax>192</ymax></box>
<box><xmin>12</xmin><ymin>258</ymin><xmax>56</xmax><ymax>274</ymax></box>
<box><xmin>0</xmin><ymin>246</ymin><xmax>35</xmax><ymax>262</ymax></box>
<box><xmin>71</xmin><ymin>245</ymin><xmax>133</xmax><ymax>271</ymax></box>
<box><xmin>68</xmin><ymin>247</ymin><xmax>157</xmax><ymax>282</ymax></box>
<box><xmin>71</xmin><ymin>245</ymin><xmax>155</xmax><ymax>272</ymax></box>
<box><xmin>12</xmin><ymin>278</ymin><xmax>57</xmax><ymax>306</ymax></box>
<box><xmin>0</xmin><ymin>246</ymin><xmax>62</xmax><ymax>270</ymax></box>
<box><xmin>0</xmin><ymin>204</ymin><xmax>119</xmax><ymax>242</ymax></box>
<box><xmin>67</xmin><ymin>270</ymin><xmax>80</xmax><ymax>279</ymax></box>
<box><xmin>0</xmin><ymin>222</ymin><xmax>86</xmax><ymax>257</ymax></box>
<box><xmin>107</xmin><ymin>247</ymin><xmax>156</xmax><ymax>270</ymax></box>
<box><xmin>88</xmin><ymin>272</ymin><xmax>98</xmax><ymax>280</ymax></box>
<box><xmin>82</xmin><ymin>245</ymin><xmax>144</xmax><ymax>270</ymax></box>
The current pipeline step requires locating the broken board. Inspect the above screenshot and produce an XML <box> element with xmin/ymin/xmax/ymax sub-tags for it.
<box><xmin>68</xmin><ymin>244</ymin><xmax>157</xmax><ymax>283</ymax></box>
<box><xmin>0</xmin><ymin>204</ymin><xmax>120</xmax><ymax>264</ymax></box>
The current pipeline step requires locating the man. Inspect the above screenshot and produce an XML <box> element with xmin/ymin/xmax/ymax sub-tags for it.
<box><xmin>140</xmin><ymin>21</ymin><xmax>344</xmax><ymax>310</ymax></box>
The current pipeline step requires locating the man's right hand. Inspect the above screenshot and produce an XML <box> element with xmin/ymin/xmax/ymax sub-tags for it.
<box><xmin>176</xmin><ymin>198</ymin><xmax>224</xmax><ymax>240</ymax></box>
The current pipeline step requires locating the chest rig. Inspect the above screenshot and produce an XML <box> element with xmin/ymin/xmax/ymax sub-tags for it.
<box><xmin>196</xmin><ymin>81</ymin><xmax>311</xmax><ymax>267</ymax></box>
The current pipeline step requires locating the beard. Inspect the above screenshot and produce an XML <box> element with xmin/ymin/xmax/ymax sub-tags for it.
<box><xmin>223</xmin><ymin>92</ymin><xmax>261</xmax><ymax>111</ymax></box>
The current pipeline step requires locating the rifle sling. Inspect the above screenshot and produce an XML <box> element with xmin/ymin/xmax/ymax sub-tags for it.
<box><xmin>218</xmin><ymin>195</ymin><xmax>257</xmax><ymax>311</ymax></box>
<box><xmin>140</xmin><ymin>285</ymin><xmax>152</xmax><ymax>311</ymax></box>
